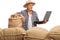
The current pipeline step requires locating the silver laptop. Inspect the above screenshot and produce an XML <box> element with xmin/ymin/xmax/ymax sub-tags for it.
<box><xmin>43</xmin><ymin>11</ymin><xmax>52</xmax><ymax>21</ymax></box>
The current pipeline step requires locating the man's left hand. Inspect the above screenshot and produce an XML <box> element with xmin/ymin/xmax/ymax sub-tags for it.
<box><xmin>43</xmin><ymin>19</ymin><xmax>48</xmax><ymax>24</ymax></box>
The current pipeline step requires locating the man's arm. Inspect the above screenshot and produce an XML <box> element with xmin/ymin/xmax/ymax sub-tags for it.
<box><xmin>34</xmin><ymin>19</ymin><xmax>48</xmax><ymax>26</ymax></box>
<box><xmin>34</xmin><ymin>21</ymin><xmax>44</xmax><ymax>26</ymax></box>
<box><xmin>34</xmin><ymin>12</ymin><xmax>48</xmax><ymax>26</ymax></box>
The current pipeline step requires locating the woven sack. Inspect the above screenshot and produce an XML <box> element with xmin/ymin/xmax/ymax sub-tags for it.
<box><xmin>3</xmin><ymin>28</ymin><xmax>26</xmax><ymax>40</ymax></box>
<box><xmin>48</xmin><ymin>25</ymin><xmax>60</xmax><ymax>40</ymax></box>
<box><xmin>8</xmin><ymin>14</ymin><xmax>22</xmax><ymax>28</ymax></box>
<box><xmin>24</xmin><ymin>27</ymin><xmax>48</xmax><ymax>40</ymax></box>
<box><xmin>0</xmin><ymin>29</ymin><xmax>4</xmax><ymax>40</ymax></box>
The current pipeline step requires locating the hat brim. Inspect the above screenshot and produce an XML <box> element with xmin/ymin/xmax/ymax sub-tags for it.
<box><xmin>23</xmin><ymin>2</ymin><xmax>35</xmax><ymax>8</ymax></box>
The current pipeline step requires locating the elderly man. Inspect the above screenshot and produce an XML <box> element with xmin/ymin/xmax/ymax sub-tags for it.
<box><xmin>17</xmin><ymin>0</ymin><xmax>47</xmax><ymax>30</ymax></box>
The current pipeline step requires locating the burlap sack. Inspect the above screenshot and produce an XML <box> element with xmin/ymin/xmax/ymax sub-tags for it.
<box><xmin>3</xmin><ymin>28</ymin><xmax>26</xmax><ymax>40</ymax></box>
<box><xmin>0</xmin><ymin>29</ymin><xmax>4</xmax><ymax>40</ymax></box>
<box><xmin>48</xmin><ymin>25</ymin><xmax>60</xmax><ymax>40</ymax></box>
<box><xmin>24</xmin><ymin>27</ymin><xmax>49</xmax><ymax>40</ymax></box>
<box><xmin>8</xmin><ymin>14</ymin><xmax>23</xmax><ymax>28</ymax></box>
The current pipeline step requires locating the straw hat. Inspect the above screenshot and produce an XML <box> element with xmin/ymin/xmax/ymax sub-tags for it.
<box><xmin>23</xmin><ymin>0</ymin><xmax>35</xmax><ymax>8</ymax></box>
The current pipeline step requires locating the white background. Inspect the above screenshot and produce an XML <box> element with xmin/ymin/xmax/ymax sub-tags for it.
<box><xmin>0</xmin><ymin>0</ymin><xmax>60</xmax><ymax>31</ymax></box>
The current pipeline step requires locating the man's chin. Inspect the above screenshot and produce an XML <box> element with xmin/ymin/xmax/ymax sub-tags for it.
<box><xmin>27</xmin><ymin>9</ymin><xmax>32</xmax><ymax>11</ymax></box>
<box><xmin>29</xmin><ymin>10</ymin><xmax>32</xmax><ymax>11</ymax></box>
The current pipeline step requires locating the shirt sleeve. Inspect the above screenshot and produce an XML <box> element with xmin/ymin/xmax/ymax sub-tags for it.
<box><xmin>34</xmin><ymin>11</ymin><xmax>39</xmax><ymax>21</ymax></box>
<box><xmin>33</xmin><ymin>11</ymin><xmax>44</xmax><ymax>26</ymax></box>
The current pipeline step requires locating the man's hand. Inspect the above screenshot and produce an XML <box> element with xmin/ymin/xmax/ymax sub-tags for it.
<box><xmin>43</xmin><ymin>19</ymin><xmax>48</xmax><ymax>24</ymax></box>
<box><xmin>14</xmin><ymin>13</ymin><xmax>26</xmax><ymax>22</ymax></box>
<box><xmin>20</xmin><ymin>14</ymin><xmax>26</xmax><ymax>22</ymax></box>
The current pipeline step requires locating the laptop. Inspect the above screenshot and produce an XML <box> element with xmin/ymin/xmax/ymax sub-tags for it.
<box><xmin>43</xmin><ymin>11</ymin><xmax>52</xmax><ymax>21</ymax></box>
<box><xmin>34</xmin><ymin>11</ymin><xmax>52</xmax><ymax>26</ymax></box>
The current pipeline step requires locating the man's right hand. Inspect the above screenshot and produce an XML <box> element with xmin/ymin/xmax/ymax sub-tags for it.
<box><xmin>20</xmin><ymin>14</ymin><xmax>26</xmax><ymax>22</ymax></box>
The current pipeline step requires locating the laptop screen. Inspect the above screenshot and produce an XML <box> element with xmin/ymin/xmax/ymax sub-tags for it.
<box><xmin>43</xmin><ymin>11</ymin><xmax>52</xmax><ymax>21</ymax></box>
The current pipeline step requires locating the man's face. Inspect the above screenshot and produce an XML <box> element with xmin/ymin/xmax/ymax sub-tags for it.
<box><xmin>27</xmin><ymin>4</ymin><xmax>33</xmax><ymax>11</ymax></box>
